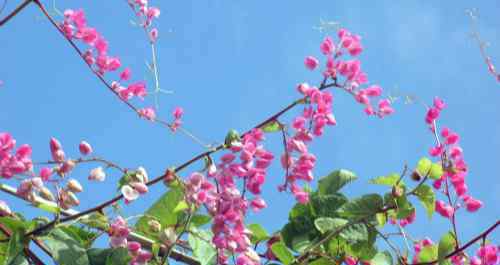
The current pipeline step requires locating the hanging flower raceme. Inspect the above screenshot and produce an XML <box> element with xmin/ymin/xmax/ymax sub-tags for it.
<box><xmin>424</xmin><ymin>98</ymin><xmax>483</xmax><ymax>219</ymax></box>
<box><xmin>127</xmin><ymin>0</ymin><xmax>161</xmax><ymax>43</ymax></box>
<box><xmin>0</xmin><ymin>132</ymin><xmax>33</xmax><ymax>179</ymax></box>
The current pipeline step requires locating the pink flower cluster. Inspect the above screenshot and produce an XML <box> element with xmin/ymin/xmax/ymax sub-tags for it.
<box><xmin>127</xmin><ymin>0</ymin><xmax>161</xmax><ymax>43</ymax></box>
<box><xmin>170</xmin><ymin>107</ymin><xmax>184</xmax><ymax>132</ymax></box>
<box><xmin>109</xmin><ymin>216</ymin><xmax>152</xmax><ymax>265</ymax></box>
<box><xmin>61</xmin><ymin>9</ymin><xmax>147</xmax><ymax>103</ymax></box>
<box><xmin>412</xmin><ymin>238</ymin><xmax>434</xmax><ymax>263</ymax></box>
<box><xmin>305</xmin><ymin>31</ymin><xmax>393</xmax><ymax>118</ymax></box>
<box><xmin>179</xmin><ymin>129</ymin><xmax>272</xmax><ymax>264</ymax></box>
<box><xmin>389</xmin><ymin>209</ymin><xmax>416</xmax><ymax>227</ymax></box>
<box><xmin>424</xmin><ymin>99</ymin><xmax>482</xmax><ymax>218</ymax></box>
<box><xmin>280</xmin><ymin>84</ymin><xmax>336</xmax><ymax>203</ymax></box>
<box><xmin>471</xmin><ymin>244</ymin><xmax>499</xmax><ymax>265</ymax></box>
<box><xmin>0</xmin><ymin>132</ymin><xmax>33</xmax><ymax>179</ymax></box>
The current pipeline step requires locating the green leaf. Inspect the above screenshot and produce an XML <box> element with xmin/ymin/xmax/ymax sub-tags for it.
<box><xmin>58</xmin><ymin>225</ymin><xmax>98</xmax><ymax>249</ymax></box>
<box><xmin>429</xmin><ymin>163</ymin><xmax>444</xmax><ymax>180</ymax></box>
<box><xmin>309</xmin><ymin>258</ymin><xmax>331</xmax><ymax>265</ymax></box>
<box><xmin>318</xmin><ymin>170</ymin><xmax>357</xmax><ymax>195</ymax></box>
<box><xmin>370</xmin><ymin>174</ymin><xmax>401</xmax><ymax>186</ymax></box>
<box><xmin>281</xmin><ymin>222</ymin><xmax>312</xmax><ymax>252</ymax></box>
<box><xmin>416</xmin><ymin>157</ymin><xmax>432</xmax><ymax>176</ymax></box>
<box><xmin>261</xmin><ymin>120</ymin><xmax>282</xmax><ymax>133</ymax></box>
<box><xmin>4</xmin><ymin>230</ymin><xmax>27</xmax><ymax>265</ymax></box>
<box><xmin>43</xmin><ymin>228</ymin><xmax>90</xmax><ymax>265</ymax></box>
<box><xmin>310</xmin><ymin>193</ymin><xmax>348</xmax><ymax>217</ymax></box>
<box><xmin>341</xmin><ymin>223</ymin><xmax>369</xmax><ymax>244</ymax></box>
<box><xmin>247</xmin><ymin>224</ymin><xmax>269</xmax><ymax>243</ymax></box>
<box><xmin>413</xmin><ymin>184</ymin><xmax>436</xmax><ymax>218</ymax></box>
<box><xmin>349</xmin><ymin>241</ymin><xmax>378</xmax><ymax>260</ymax></box>
<box><xmin>135</xmin><ymin>186</ymin><xmax>184</xmax><ymax>239</ymax></box>
<box><xmin>375</xmin><ymin>213</ymin><xmax>387</xmax><ymax>227</ymax></box>
<box><xmin>314</xmin><ymin>217</ymin><xmax>348</xmax><ymax>234</ymax></box>
<box><xmin>271</xmin><ymin>242</ymin><xmax>294</xmax><ymax>265</ymax></box>
<box><xmin>173</xmin><ymin>200</ymin><xmax>189</xmax><ymax>213</ymax></box>
<box><xmin>190</xmin><ymin>214</ymin><xmax>212</xmax><ymax>227</ymax></box>
<box><xmin>438</xmin><ymin>232</ymin><xmax>456</xmax><ymax>265</ymax></box>
<box><xmin>87</xmin><ymin>248</ymin><xmax>131</xmax><ymax>265</ymax></box>
<box><xmin>339</xmin><ymin>194</ymin><xmax>384</xmax><ymax>219</ymax></box>
<box><xmin>105</xmin><ymin>248</ymin><xmax>130</xmax><ymax>265</ymax></box>
<box><xmin>418</xmin><ymin>245</ymin><xmax>438</xmax><ymax>263</ymax></box>
<box><xmin>188</xmin><ymin>228</ymin><xmax>216</xmax><ymax>265</ymax></box>
<box><xmin>371</xmin><ymin>251</ymin><xmax>393</xmax><ymax>265</ymax></box>
<box><xmin>80</xmin><ymin>212</ymin><xmax>109</xmax><ymax>230</ymax></box>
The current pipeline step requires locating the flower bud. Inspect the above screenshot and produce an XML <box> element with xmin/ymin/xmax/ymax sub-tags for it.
<box><xmin>130</xmin><ymin>182</ymin><xmax>148</xmax><ymax>194</ymax></box>
<box><xmin>53</xmin><ymin>149</ymin><xmax>66</xmax><ymax>162</ymax></box>
<box><xmin>67</xmin><ymin>179</ymin><xmax>83</xmax><ymax>193</ymax></box>
<box><xmin>160</xmin><ymin>227</ymin><xmax>177</xmax><ymax>246</ymax></box>
<box><xmin>40</xmin><ymin>167</ymin><xmax>53</xmax><ymax>181</ymax></box>
<box><xmin>79</xmin><ymin>141</ymin><xmax>93</xmax><ymax>156</ymax></box>
<box><xmin>127</xmin><ymin>241</ymin><xmax>142</xmax><ymax>256</ymax></box>
<box><xmin>89</xmin><ymin>167</ymin><xmax>106</xmax><ymax>181</ymax></box>
<box><xmin>392</xmin><ymin>185</ymin><xmax>404</xmax><ymax>198</ymax></box>
<box><xmin>163</xmin><ymin>169</ymin><xmax>176</xmax><ymax>185</ymax></box>
<box><xmin>39</xmin><ymin>187</ymin><xmax>55</xmax><ymax>201</ymax></box>
<box><xmin>411</xmin><ymin>171</ymin><xmax>422</xmax><ymax>182</ymax></box>
<box><xmin>147</xmin><ymin>219</ymin><xmax>161</xmax><ymax>233</ymax></box>
<box><xmin>0</xmin><ymin>201</ymin><xmax>12</xmax><ymax>216</ymax></box>
<box><xmin>136</xmin><ymin>167</ymin><xmax>148</xmax><ymax>183</ymax></box>
<box><xmin>64</xmin><ymin>191</ymin><xmax>80</xmax><ymax>206</ymax></box>
<box><xmin>59</xmin><ymin>160</ymin><xmax>75</xmax><ymax>176</ymax></box>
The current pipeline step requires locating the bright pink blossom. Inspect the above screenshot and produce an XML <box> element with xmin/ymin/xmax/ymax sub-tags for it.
<box><xmin>304</xmin><ymin>56</ymin><xmax>319</xmax><ymax>70</ymax></box>
<box><xmin>79</xmin><ymin>141</ymin><xmax>93</xmax><ymax>155</ymax></box>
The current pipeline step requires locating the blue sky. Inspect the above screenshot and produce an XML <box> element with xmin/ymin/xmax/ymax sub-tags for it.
<box><xmin>1</xmin><ymin>0</ymin><xmax>499</xmax><ymax>263</ymax></box>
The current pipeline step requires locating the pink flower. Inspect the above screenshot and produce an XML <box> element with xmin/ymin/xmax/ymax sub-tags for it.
<box><xmin>320</xmin><ymin>37</ymin><xmax>335</xmax><ymax>55</ymax></box>
<box><xmin>39</xmin><ymin>167</ymin><xmax>52</xmax><ymax>181</ymax></box>
<box><xmin>0</xmin><ymin>200</ymin><xmax>11</xmax><ymax>216</ymax></box>
<box><xmin>433</xmin><ymin>97</ymin><xmax>446</xmax><ymax>110</ymax></box>
<box><xmin>149</xmin><ymin>28</ymin><xmax>159</xmax><ymax>43</ymax></box>
<box><xmin>147</xmin><ymin>7</ymin><xmax>161</xmax><ymax>18</ymax></box>
<box><xmin>173</xmin><ymin>107</ymin><xmax>183</xmax><ymax>119</ymax></box>
<box><xmin>120</xmin><ymin>68</ymin><xmax>131</xmax><ymax>81</ymax></box>
<box><xmin>464</xmin><ymin>197</ymin><xmax>483</xmax><ymax>212</ymax></box>
<box><xmin>121</xmin><ymin>185</ymin><xmax>140</xmax><ymax>203</ymax></box>
<box><xmin>436</xmin><ymin>200</ymin><xmax>454</xmax><ymax>218</ymax></box>
<box><xmin>138</xmin><ymin>107</ymin><xmax>156</xmax><ymax>121</ymax></box>
<box><xmin>79</xmin><ymin>141</ymin><xmax>93</xmax><ymax>155</ymax></box>
<box><xmin>477</xmin><ymin>244</ymin><xmax>498</xmax><ymax>265</ymax></box>
<box><xmin>304</xmin><ymin>56</ymin><xmax>319</xmax><ymax>70</ymax></box>
<box><xmin>250</xmin><ymin>197</ymin><xmax>267</xmax><ymax>212</ymax></box>
<box><xmin>377</xmin><ymin>99</ymin><xmax>394</xmax><ymax>117</ymax></box>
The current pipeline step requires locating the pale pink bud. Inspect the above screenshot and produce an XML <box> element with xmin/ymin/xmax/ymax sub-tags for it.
<box><xmin>59</xmin><ymin>160</ymin><xmax>76</xmax><ymax>175</ymax></box>
<box><xmin>79</xmin><ymin>141</ymin><xmax>92</xmax><ymax>156</ymax></box>
<box><xmin>53</xmin><ymin>149</ymin><xmax>66</xmax><ymax>162</ymax></box>
<box><xmin>138</xmin><ymin>107</ymin><xmax>156</xmax><ymax>121</ymax></box>
<box><xmin>49</xmin><ymin>137</ymin><xmax>62</xmax><ymax>153</ymax></box>
<box><xmin>67</xmin><ymin>179</ymin><xmax>83</xmax><ymax>193</ymax></box>
<box><xmin>0</xmin><ymin>201</ymin><xmax>12</xmax><ymax>216</ymax></box>
<box><xmin>250</xmin><ymin>197</ymin><xmax>267</xmax><ymax>212</ymax></box>
<box><xmin>88</xmin><ymin>167</ymin><xmax>106</xmax><ymax>181</ymax></box>
<box><xmin>130</xmin><ymin>182</ymin><xmax>148</xmax><ymax>194</ymax></box>
<box><xmin>304</xmin><ymin>56</ymin><xmax>319</xmax><ymax>70</ymax></box>
<box><xmin>136</xmin><ymin>167</ymin><xmax>149</xmax><ymax>183</ymax></box>
<box><xmin>65</xmin><ymin>191</ymin><xmax>80</xmax><ymax>206</ymax></box>
<box><xmin>39</xmin><ymin>187</ymin><xmax>55</xmax><ymax>201</ymax></box>
<box><xmin>149</xmin><ymin>28</ymin><xmax>159</xmax><ymax>43</ymax></box>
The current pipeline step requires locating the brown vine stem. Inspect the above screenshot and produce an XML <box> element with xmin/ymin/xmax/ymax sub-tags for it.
<box><xmin>411</xmin><ymin>219</ymin><xmax>499</xmax><ymax>265</ymax></box>
<box><xmin>0</xmin><ymin>0</ymin><xmax>32</xmax><ymax>26</ymax></box>
<box><xmin>0</xmin><ymin>183</ymin><xmax>201</xmax><ymax>265</ymax></box>
<box><xmin>0</xmin><ymin>222</ymin><xmax>47</xmax><ymax>265</ymax></box>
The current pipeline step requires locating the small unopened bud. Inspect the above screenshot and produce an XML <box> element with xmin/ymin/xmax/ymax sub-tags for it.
<box><xmin>59</xmin><ymin>160</ymin><xmax>75</xmax><ymax>176</ymax></box>
<box><xmin>163</xmin><ymin>169</ymin><xmax>176</xmax><ymax>185</ymax></box>
<box><xmin>136</xmin><ymin>167</ymin><xmax>148</xmax><ymax>183</ymax></box>
<box><xmin>147</xmin><ymin>219</ymin><xmax>161</xmax><ymax>233</ymax></box>
<box><xmin>89</xmin><ymin>167</ymin><xmax>106</xmax><ymax>181</ymax></box>
<box><xmin>127</xmin><ymin>241</ymin><xmax>142</xmax><ymax>256</ymax></box>
<box><xmin>130</xmin><ymin>182</ymin><xmax>148</xmax><ymax>194</ymax></box>
<box><xmin>392</xmin><ymin>185</ymin><xmax>404</xmax><ymax>198</ymax></box>
<box><xmin>31</xmin><ymin>177</ymin><xmax>44</xmax><ymax>190</ymax></box>
<box><xmin>67</xmin><ymin>179</ymin><xmax>83</xmax><ymax>193</ymax></box>
<box><xmin>53</xmin><ymin>149</ymin><xmax>66</xmax><ymax>162</ymax></box>
<box><xmin>64</xmin><ymin>191</ymin><xmax>80</xmax><ymax>206</ymax></box>
<box><xmin>79</xmin><ymin>141</ymin><xmax>93</xmax><ymax>156</ymax></box>
<box><xmin>39</xmin><ymin>187</ymin><xmax>55</xmax><ymax>201</ymax></box>
<box><xmin>411</xmin><ymin>171</ymin><xmax>422</xmax><ymax>182</ymax></box>
<box><xmin>0</xmin><ymin>200</ymin><xmax>12</xmax><ymax>216</ymax></box>
<box><xmin>160</xmin><ymin>227</ymin><xmax>177</xmax><ymax>246</ymax></box>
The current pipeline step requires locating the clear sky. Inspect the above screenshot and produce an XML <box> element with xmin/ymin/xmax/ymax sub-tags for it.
<box><xmin>1</xmin><ymin>0</ymin><xmax>499</xmax><ymax>263</ymax></box>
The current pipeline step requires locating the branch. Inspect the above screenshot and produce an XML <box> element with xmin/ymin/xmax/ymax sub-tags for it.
<box><xmin>0</xmin><ymin>183</ymin><xmax>201</xmax><ymax>265</ymax></box>
<box><xmin>0</xmin><ymin>0</ymin><xmax>32</xmax><ymax>27</ymax></box>
<box><xmin>411</xmin><ymin>220</ymin><xmax>500</xmax><ymax>265</ymax></box>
